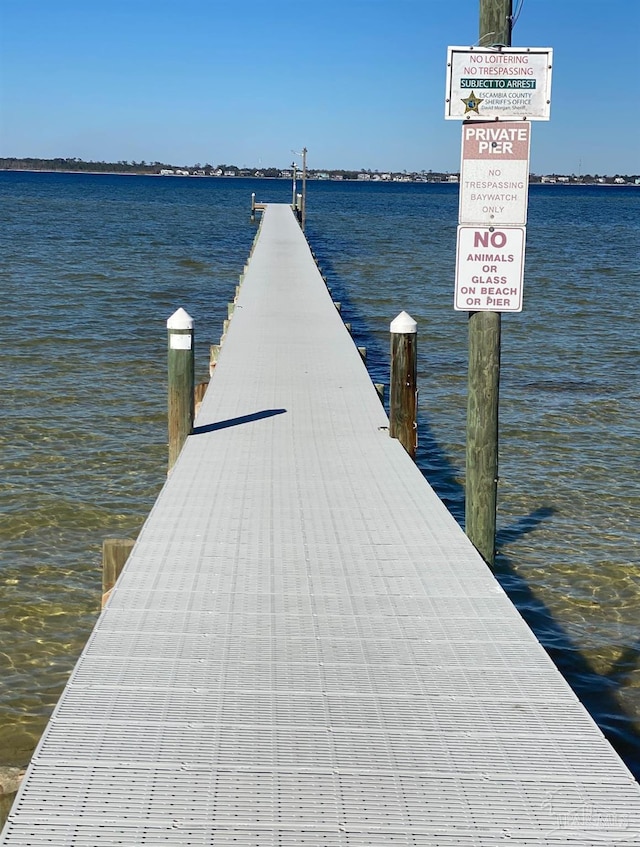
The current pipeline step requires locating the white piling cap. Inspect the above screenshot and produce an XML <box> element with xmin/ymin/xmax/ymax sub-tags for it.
<box><xmin>390</xmin><ymin>311</ymin><xmax>417</xmax><ymax>334</ymax></box>
<box><xmin>167</xmin><ymin>307</ymin><xmax>194</xmax><ymax>330</ymax></box>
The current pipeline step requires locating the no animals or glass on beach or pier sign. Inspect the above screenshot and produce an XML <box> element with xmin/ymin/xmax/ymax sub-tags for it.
<box><xmin>445</xmin><ymin>46</ymin><xmax>553</xmax><ymax>121</ymax></box>
<box><xmin>454</xmin><ymin>226</ymin><xmax>526</xmax><ymax>312</ymax></box>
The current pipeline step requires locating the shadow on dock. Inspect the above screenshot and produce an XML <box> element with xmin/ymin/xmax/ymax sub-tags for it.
<box><xmin>193</xmin><ymin>409</ymin><xmax>287</xmax><ymax>435</ymax></box>
<box><xmin>307</xmin><ymin>231</ymin><xmax>640</xmax><ymax>783</ymax></box>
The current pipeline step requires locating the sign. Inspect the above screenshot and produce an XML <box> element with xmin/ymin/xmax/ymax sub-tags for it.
<box><xmin>459</xmin><ymin>121</ymin><xmax>530</xmax><ymax>225</ymax></box>
<box><xmin>169</xmin><ymin>334</ymin><xmax>192</xmax><ymax>349</ymax></box>
<box><xmin>445</xmin><ymin>46</ymin><xmax>553</xmax><ymax>120</ymax></box>
<box><xmin>455</xmin><ymin>226</ymin><xmax>525</xmax><ymax>312</ymax></box>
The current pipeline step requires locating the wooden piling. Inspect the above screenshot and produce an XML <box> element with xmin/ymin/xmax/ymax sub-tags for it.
<box><xmin>389</xmin><ymin>311</ymin><xmax>417</xmax><ymax>459</ymax></box>
<box><xmin>300</xmin><ymin>147</ymin><xmax>307</xmax><ymax>232</ymax></box>
<box><xmin>209</xmin><ymin>344</ymin><xmax>221</xmax><ymax>377</ymax></box>
<box><xmin>194</xmin><ymin>380</ymin><xmax>209</xmax><ymax>418</ymax></box>
<box><xmin>167</xmin><ymin>308</ymin><xmax>194</xmax><ymax>471</ymax></box>
<box><xmin>102</xmin><ymin>538</ymin><xmax>135</xmax><ymax>606</ymax></box>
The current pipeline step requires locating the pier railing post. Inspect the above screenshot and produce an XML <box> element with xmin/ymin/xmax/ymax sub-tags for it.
<box><xmin>167</xmin><ymin>307</ymin><xmax>194</xmax><ymax>471</ymax></box>
<box><xmin>389</xmin><ymin>311</ymin><xmax>418</xmax><ymax>459</ymax></box>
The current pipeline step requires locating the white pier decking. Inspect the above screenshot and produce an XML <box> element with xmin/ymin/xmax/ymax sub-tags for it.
<box><xmin>3</xmin><ymin>204</ymin><xmax>640</xmax><ymax>845</ymax></box>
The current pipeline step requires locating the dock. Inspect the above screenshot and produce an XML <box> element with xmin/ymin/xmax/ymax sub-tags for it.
<box><xmin>3</xmin><ymin>203</ymin><xmax>640</xmax><ymax>844</ymax></box>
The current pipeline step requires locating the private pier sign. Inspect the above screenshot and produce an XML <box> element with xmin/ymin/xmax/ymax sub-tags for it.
<box><xmin>459</xmin><ymin>121</ymin><xmax>530</xmax><ymax>226</ymax></box>
<box><xmin>445</xmin><ymin>47</ymin><xmax>553</xmax><ymax>121</ymax></box>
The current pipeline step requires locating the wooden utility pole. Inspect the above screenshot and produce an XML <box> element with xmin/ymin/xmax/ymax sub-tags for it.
<box><xmin>479</xmin><ymin>0</ymin><xmax>512</xmax><ymax>47</ymax></box>
<box><xmin>465</xmin><ymin>0</ymin><xmax>512</xmax><ymax>567</ymax></box>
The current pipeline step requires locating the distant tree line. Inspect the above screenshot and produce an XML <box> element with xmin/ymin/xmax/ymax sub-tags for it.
<box><xmin>0</xmin><ymin>158</ymin><xmax>292</xmax><ymax>177</ymax></box>
<box><xmin>0</xmin><ymin>157</ymin><xmax>172</xmax><ymax>174</ymax></box>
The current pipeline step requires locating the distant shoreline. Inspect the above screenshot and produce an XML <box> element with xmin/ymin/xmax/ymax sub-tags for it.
<box><xmin>3</xmin><ymin>168</ymin><xmax>640</xmax><ymax>192</ymax></box>
<box><xmin>1</xmin><ymin>167</ymin><xmax>639</xmax><ymax>188</ymax></box>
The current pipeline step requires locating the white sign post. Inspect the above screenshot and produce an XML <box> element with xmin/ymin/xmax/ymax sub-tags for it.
<box><xmin>445</xmin><ymin>46</ymin><xmax>553</xmax><ymax>121</ymax></box>
<box><xmin>459</xmin><ymin>121</ymin><xmax>530</xmax><ymax>226</ymax></box>
<box><xmin>454</xmin><ymin>226</ymin><xmax>525</xmax><ymax>312</ymax></box>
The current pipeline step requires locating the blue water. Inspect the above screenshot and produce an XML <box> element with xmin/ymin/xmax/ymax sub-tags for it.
<box><xmin>1</xmin><ymin>172</ymin><xmax>639</xmax><ymax>806</ymax></box>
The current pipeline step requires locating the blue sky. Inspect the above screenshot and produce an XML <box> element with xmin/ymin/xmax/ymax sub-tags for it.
<box><xmin>0</xmin><ymin>0</ymin><xmax>638</xmax><ymax>174</ymax></box>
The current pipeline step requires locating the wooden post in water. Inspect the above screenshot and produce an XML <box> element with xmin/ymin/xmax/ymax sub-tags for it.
<box><xmin>301</xmin><ymin>146</ymin><xmax>308</xmax><ymax>231</ymax></box>
<box><xmin>465</xmin><ymin>0</ymin><xmax>512</xmax><ymax>567</ymax></box>
<box><xmin>209</xmin><ymin>343</ymin><xmax>220</xmax><ymax>377</ymax></box>
<box><xmin>389</xmin><ymin>311</ymin><xmax>417</xmax><ymax>459</ymax></box>
<box><xmin>102</xmin><ymin>538</ymin><xmax>135</xmax><ymax>606</ymax></box>
<box><xmin>194</xmin><ymin>380</ymin><xmax>209</xmax><ymax>418</ymax></box>
<box><xmin>167</xmin><ymin>307</ymin><xmax>194</xmax><ymax>471</ymax></box>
